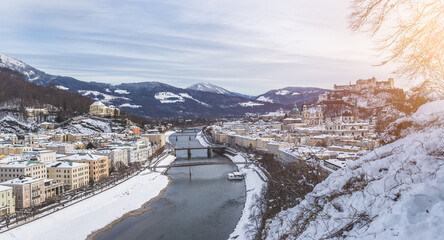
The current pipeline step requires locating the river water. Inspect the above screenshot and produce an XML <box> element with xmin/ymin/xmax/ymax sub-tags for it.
<box><xmin>94</xmin><ymin>130</ymin><xmax>246</xmax><ymax>240</ymax></box>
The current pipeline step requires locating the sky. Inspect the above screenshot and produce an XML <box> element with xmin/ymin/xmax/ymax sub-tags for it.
<box><xmin>0</xmin><ymin>0</ymin><xmax>398</xmax><ymax>95</ymax></box>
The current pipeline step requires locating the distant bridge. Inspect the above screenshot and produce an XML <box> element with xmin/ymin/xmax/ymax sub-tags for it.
<box><xmin>173</xmin><ymin>146</ymin><xmax>226</xmax><ymax>158</ymax></box>
<box><xmin>175</xmin><ymin>128</ymin><xmax>202</xmax><ymax>133</ymax></box>
<box><xmin>150</xmin><ymin>161</ymin><xmax>247</xmax><ymax>170</ymax></box>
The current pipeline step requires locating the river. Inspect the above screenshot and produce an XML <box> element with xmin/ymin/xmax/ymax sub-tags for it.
<box><xmin>94</xmin><ymin>130</ymin><xmax>246</xmax><ymax>240</ymax></box>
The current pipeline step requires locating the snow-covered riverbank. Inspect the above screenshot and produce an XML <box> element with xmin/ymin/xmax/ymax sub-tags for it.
<box><xmin>0</xmin><ymin>155</ymin><xmax>176</xmax><ymax>240</ymax></box>
<box><xmin>195</xmin><ymin>131</ymin><xmax>210</xmax><ymax>147</ymax></box>
<box><xmin>226</xmin><ymin>154</ymin><xmax>267</xmax><ymax>240</ymax></box>
<box><xmin>164</xmin><ymin>130</ymin><xmax>176</xmax><ymax>144</ymax></box>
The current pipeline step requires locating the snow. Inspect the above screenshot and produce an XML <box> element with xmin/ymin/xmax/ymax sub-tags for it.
<box><xmin>292</xmin><ymin>92</ymin><xmax>301</xmax><ymax>95</ymax></box>
<box><xmin>0</xmin><ymin>54</ymin><xmax>27</xmax><ymax>69</ymax></box>
<box><xmin>63</xmin><ymin>118</ymin><xmax>112</xmax><ymax>134</ymax></box>
<box><xmin>114</xmin><ymin>89</ymin><xmax>129</xmax><ymax>94</ymax></box>
<box><xmin>179</xmin><ymin>93</ymin><xmax>211</xmax><ymax>107</ymax></box>
<box><xmin>164</xmin><ymin>131</ymin><xmax>176</xmax><ymax>144</ymax></box>
<box><xmin>195</xmin><ymin>131</ymin><xmax>210</xmax><ymax>147</ymax></box>
<box><xmin>78</xmin><ymin>90</ymin><xmax>130</xmax><ymax>103</ymax></box>
<box><xmin>55</xmin><ymin>85</ymin><xmax>69</xmax><ymax>91</ymax></box>
<box><xmin>154</xmin><ymin>92</ymin><xmax>185</xmax><ymax>103</ymax></box>
<box><xmin>226</xmin><ymin>154</ymin><xmax>267</xmax><ymax>240</ymax></box>
<box><xmin>265</xmin><ymin>100</ymin><xmax>444</xmax><ymax>240</ymax></box>
<box><xmin>256</xmin><ymin>96</ymin><xmax>274</xmax><ymax>103</ymax></box>
<box><xmin>239</xmin><ymin>101</ymin><xmax>264</xmax><ymax>107</ymax></box>
<box><xmin>412</xmin><ymin>100</ymin><xmax>444</xmax><ymax>120</ymax></box>
<box><xmin>187</xmin><ymin>82</ymin><xmax>230</xmax><ymax>95</ymax></box>
<box><xmin>119</xmin><ymin>103</ymin><xmax>141</xmax><ymax>108</ymax></box>
<box><xmin>275</xmin><ymin>90</ymin><xmax>290</xmax><ymax>95</ymax></box>
<box><xmin>0</xmin><ymin>155</ymin><xmax>177</xmax><ymax>240</ymax></box>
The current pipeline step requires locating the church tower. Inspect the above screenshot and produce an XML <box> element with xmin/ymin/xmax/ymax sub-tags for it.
<box><xmin>353</xmin><ymin>105</ymin><xmax>359</xmax><ymax>122</ymax></box>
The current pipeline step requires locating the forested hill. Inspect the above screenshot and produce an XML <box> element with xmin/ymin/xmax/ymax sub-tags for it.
<box><xmin>0</xmin><ymin>67</ymin><xmax>94</xmax><ymax>119</ymax></box>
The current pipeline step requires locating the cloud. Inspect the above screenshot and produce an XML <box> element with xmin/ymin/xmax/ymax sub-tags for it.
<box><xmin>0</xmin><ymin>0</ymin><xmax>396</xmax><ymax>95</ymax></box>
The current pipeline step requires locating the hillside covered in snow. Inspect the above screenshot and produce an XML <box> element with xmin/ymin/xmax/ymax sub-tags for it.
<box><xmin>264</xmin><ymin>100</ymin><xmax>444</xmax><ymax>240</ymax></box>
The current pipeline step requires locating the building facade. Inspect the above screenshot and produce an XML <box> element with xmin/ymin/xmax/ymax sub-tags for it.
<box><xmin>61</xmin><ymin>154</ymin><xmax>110</xmax><ymax>183</ymax></box>
<box><xmin>0</xmin><ymin>161</ymin><xmax>47</xmax><ymax>182</ymax></box>
<box><xmin>0</xmin><ymin>185</ymin><xmax>15</xmax><ymax>217</ymax></box>
<box><xmin>47</xmin><ymin>161</ymin><xmax>90</xmax><ymax>190</ymax></box>
<box><xmin>1</xmin><ymin>177</ymin><xmax>45</xmax><ymax>209</ymax></box>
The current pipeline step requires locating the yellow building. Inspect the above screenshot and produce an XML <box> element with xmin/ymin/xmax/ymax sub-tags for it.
<box><xmin>47</xmin><ymin>161</ymin><xmax>89</xmax><ymax>190</ymax></box>
<box><xmin>89</xmin><ymin>101</ymin><xmax>120</xmax><ymax>117</ymax></box>
<box><xmin>0</xmin><ymin>185</ymin><xmax>15</xmax><ymax>217</ymax></box>
<box><xmin>61</xmin><ymin>154</ymin><xmax>110</xmax><ymax>183</ymax></box>
<box><xmin>0</xmin><ymin>145</ymin><xmax>33</xmax><ymax>155</ymax></box>
<box><xmin>25</xmin><ymin>108</ymin><xmax>49</xmax><ymax>117</ymax></box>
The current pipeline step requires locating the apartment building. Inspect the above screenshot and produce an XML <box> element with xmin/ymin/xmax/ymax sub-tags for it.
<box><xmin>45</xmin><ymin>143</ymin><xmax>76</xmax><ymax>154</ymax></box>
<box><xmin>0</xmin><ymin>145</ymin><xmax>33</xmax><ymax>155</ymax></box>
<box><xmin>0</xmin><ymin>161</ymin><xmax>47</xmax><ymax>182</ymax></box>
<box><xmin>141</xmin><ymin>133</ymin><xmax>166</xmax><ymax>147</ymax></box>
<box><xmin>122</xmin><ymin>143</ymin><xmax>151</xmax><ymax>164</ymax></box>
<box><xmin>23</xmin><ymin>149</ymin><xmax>57</xmax><ymax>163</ymax></box>
<box><xmin>95</xmin><ymin>148</ymin><xmax>128</xmax><ymax>169</ymax></box>
<box><xmin>61</xmin><ymin>154</ymin><xmax>110</xmax><ymax>182</ymax></box>
<box><xmin>0</xmin><ymin>185</ymin><xmax>15</xmax><ymax>217</ymax></box>
<box><xmin>47</xmin><ymin>161</ymin><xmax>89</xmax><ymax>190</ymax></box>
<box><xmin>1</xmin><ymin>177</ymin><xmax>45</xmax><ymax>209</ymax></box>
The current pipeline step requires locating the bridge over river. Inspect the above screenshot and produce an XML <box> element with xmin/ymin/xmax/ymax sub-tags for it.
<box><xmin>173</xmin><ymin>146</ymin><xmax>226</xmax><ymax>158</ymax></box>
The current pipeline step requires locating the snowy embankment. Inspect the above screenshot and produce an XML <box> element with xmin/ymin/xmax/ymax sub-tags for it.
<box><xmin>226</xmin><ymin>154</ymin><xmax>267</xmax><ymax>240</ymax></box>
<box><xmin>196</xmin><ymin>131</ymin><xmax>210</xmax><ymax>147</ymax></box>
<box><xmin>164</xmin><ymin>130</ymin><xmax>176</xmax><ymax>144</ymax></box>
<box><xmin>264</xmin><ymin>100</ymin><xmax>444</xmax><ymax>240</ymax></box>
<box><xmin>0</xmin><ymin>155</ymin><xmax>176</xmax><ymax>240</ymax></box>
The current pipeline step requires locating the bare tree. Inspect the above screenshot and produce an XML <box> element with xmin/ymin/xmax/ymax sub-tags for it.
<box><xmin>349</xmin><ymin>0</ymin><xmax>444</xmax><ymax>96</ymax></box>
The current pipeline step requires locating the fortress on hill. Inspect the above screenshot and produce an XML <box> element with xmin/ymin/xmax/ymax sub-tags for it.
<box><xmin>333</xmin><ymin>77</ymin><xmax>394</xmax><ymax>91</ymax></box>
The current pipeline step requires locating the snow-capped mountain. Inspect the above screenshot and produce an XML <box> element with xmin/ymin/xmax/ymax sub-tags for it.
<box><xmin>0</xmin><ymin>54</ymin><xmax>286</xmax><ymax>118</ymax></box>
<box><xmin>256</xmin><ymin>87</ymin><xmax>328</xmax><ymax>106</ymax></box>
<box><xmin>187</xmin><ymin>83</ymin><xmax>231</xmax><ymax>95</ymax></box>
<box><xmin>186</xmin><ymin>82</ymin><xmax>253</xmax><ymax>99</ymax></box>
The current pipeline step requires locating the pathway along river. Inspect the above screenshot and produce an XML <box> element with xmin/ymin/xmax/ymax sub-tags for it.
<box><xmin>94</xmin><ymin>130</ymin><xmax>246</xmax><ymax>240</ymax></box>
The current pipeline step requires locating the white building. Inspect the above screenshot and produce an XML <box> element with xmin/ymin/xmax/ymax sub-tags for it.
<box><xmin>23</xmin><ymin>149</ymin><xmax>57</xmax><ymax>163</ymax></box>
<box><xmin>0</xmin><ymin>160</ymin><xmax>47</xmax><ymax>182</ymax></box>
<box><xmin>95</xmin><ymin>148</ymin><xmax>129</xmax><ymax>169</ymax></box>
<box><xmin>122</xmin><ymin>142</ymin><xmax>152</xmax><ymax>164</ymax></box>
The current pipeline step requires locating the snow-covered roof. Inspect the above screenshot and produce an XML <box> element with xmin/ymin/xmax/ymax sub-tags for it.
<box><xmin>47</xmin><ymin>161</ymin><xmax>88</xmax><ymax>169</ymax></box>
<box><xmin>91</xmin><ymin>101</ymin><xmax>105</xmax><ymax>106</ymax></box>
<box><xmin>1</xmin><ymin>177</ymin><xmax>44</xmax><ymax>185</ymax></box>
<box><xmin>0</xmin><ymin>185</ymin><xmax>12</xmax><ymax>191</ymax></box>
<box><xmin>62</xmin><ymin>154</ymin><xmax>106</xmax><ymax>161</ymax></box>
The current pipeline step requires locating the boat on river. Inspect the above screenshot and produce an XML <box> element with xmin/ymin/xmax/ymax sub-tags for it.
<box><xmin>227</xmin><ymin>172</ymin><xmax>244</xmax><ymax>180</ymax></box>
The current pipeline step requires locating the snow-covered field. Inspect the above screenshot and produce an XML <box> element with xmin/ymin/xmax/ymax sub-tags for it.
<box><xmin>179</xmin><ymin>93</ymin><xmax>211</xmax><ymax>107</ymax></box>
<box><xmin>77</xmin><ymin>90</ymin><xmax>130</xmax><ymax>103</ymax></box>
<box><xmin>264</xmin><ymin>100</ymin><xmax>444</xmax><ymax>240</ymax></box>
<box><xmin>55</xmin><ymin>85</ymin><xmax>69</xmax><ymax>90</ymax></box>
<box><xmin>227</xmin><ymin>154</ymin><xmax>267</xmax><ymax>240</ymax></box>
<box><xmin>119</xmin><ymin>103</ymin><xmax>141</xmax><ymax>108</ymax></box>
<box><xmin>275</xmin><ymin>90</ymin><xmax>290</xmax><ymax>95</ymax></box>
<box><xmin>256</xmin><ymin>96</ymin><xmax>274</xmax><ymax>103</ymax></box>
<box><xmin>154</xmin><ymin>92</ymin><xmax>185</xmax><ymax>103</ymax></box>
<box><xmin>239</xmin><ymin>101</ymin><xmax>264</xmax><ymax>107</ymax></box>
<box><xmin>0</xmin><ymin>155</ymin><xmax>176</xmax><ymax>240</ymax></box>
<box><xmin>114</xmin><ymin>89</ymin><xmax>129</xmax><ymax>94</ymax></box>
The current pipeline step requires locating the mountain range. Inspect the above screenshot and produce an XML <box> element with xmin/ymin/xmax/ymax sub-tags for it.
<box><xmin>0</xmin><ymin>54</ymin><xmax>328</xmax><ymax>118</ymax></box>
